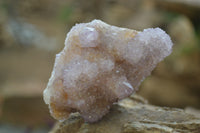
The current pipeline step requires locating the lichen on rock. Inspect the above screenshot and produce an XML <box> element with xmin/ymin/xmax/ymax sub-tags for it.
<box><xmin>43</xmin><ymin>19</ymin><xmax>173</xmax><ymax>122</ymax></box>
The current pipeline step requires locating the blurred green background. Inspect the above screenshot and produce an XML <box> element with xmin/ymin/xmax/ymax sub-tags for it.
<box><xmin>0</xmin><ymin>0</ymin><xmax>200</xmax><ymax>132</ymax></box>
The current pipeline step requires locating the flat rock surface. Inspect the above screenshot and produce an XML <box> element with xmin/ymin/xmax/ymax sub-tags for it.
<box><xmin>155</xmin><ymin>0</ymin><xmax>200</xmax><ymax>19</ymax></box>
<box><xmin>50</xmin><ymin>95</ymin><xmax>200</xmax><ymax>133</ymax></box>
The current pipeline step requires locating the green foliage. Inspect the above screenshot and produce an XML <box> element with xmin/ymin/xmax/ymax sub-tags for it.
<box><xmin>181</xmin><ymin>46</ymin><xmax>197</xmax><ymax>54</ymax></box>
<box><xmin>195</xmin><ymin>29</ymin><xmax>200</xmax><ymax>50</ymax></box>
<box><xmin>164</xmin><ymin>11</ymin><xmax>180</xmax><ymax>23</ymax></box>
<box><xmin>0</xmin><ymin>0</ymin><xmax>9</xmax><ymax>11</ymax></box>
<box><xmin>58</xmin><ymin>5</ymin><xmax>74</xmax><ymax>23</ymax></box>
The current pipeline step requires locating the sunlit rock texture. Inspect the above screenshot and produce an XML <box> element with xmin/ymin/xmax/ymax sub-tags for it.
<box><xmin>43</xmin><ymin>20</ymin><xmax>173</xmax><ymax>123</ymax></box>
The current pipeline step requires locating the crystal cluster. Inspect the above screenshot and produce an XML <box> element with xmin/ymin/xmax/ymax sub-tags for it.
<box><xmin>43</xmin><ymin>20</ymin><xmax>173</xmax><ymax>122</ymax></box>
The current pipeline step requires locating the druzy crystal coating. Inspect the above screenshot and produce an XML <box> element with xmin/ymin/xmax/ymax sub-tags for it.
<box><xmin>43</xmin><ymin>20</ymin><xmax>173</xmax><ymax>122</ymax></box>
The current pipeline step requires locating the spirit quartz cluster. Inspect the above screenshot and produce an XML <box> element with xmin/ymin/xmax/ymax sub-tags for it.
<box><xmin>43</xmin><ymin>20</ymin><xmax>173</xmax><ymax>123</ymax></box>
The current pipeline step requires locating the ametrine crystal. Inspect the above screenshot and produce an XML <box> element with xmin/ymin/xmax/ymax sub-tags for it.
<box><xmin>43</xmin><ymin>20</ymin><xmax>173</xmax><ymax>122</ymax></box>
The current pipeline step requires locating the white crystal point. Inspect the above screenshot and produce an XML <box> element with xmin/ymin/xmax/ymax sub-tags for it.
<box><xmin>79</xmin><ymin>27</ymin><xmax>99</xmax><ymax>47</ymax></box>
<box><xmin>43</xmin><ymin>19</ymin><xmax>173</xmax><ymax>123</ymax></box>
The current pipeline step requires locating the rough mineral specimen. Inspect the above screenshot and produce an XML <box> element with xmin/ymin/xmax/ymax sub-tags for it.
<box><xmin>43</xmin><ymin>20</ymin><xmax>173</xmax><ymax>123</ymax></box>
